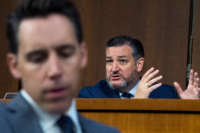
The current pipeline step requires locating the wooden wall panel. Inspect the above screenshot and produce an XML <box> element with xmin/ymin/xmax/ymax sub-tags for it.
<box><xmin>0</xmin><ymin>0</ymin><xmax>20</xmax><ymax>97</ymax></box>
<box><xmin>192</xmin><ymin>0</ymin><xmax>200</xmax><ymax>75</ymax></box>
<box><xmin>0</xmin><ymin>0</ymin><xmax>197</xmax><ymax>97</ymax></box>
<box><xmin>75</xmin><ymin>0</ymin><xmax>190</xmax><ymax>90</ymax></box>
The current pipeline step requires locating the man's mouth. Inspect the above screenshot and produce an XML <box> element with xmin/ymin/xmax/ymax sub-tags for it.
<box><xmin>45</xmin><ymin>87</ymin><xmax>68</xmax><ymax>99</ymax></box>
<box><xmin>110</xmin><ymin>74</ymin><xmax>121</xmax><ymax>81</ymax></box>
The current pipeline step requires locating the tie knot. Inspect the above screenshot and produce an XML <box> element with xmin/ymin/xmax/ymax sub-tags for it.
<box><xmin>121</xmin><ymin>93</ymin><xmax>133</xmax><ymax>98</ymax></box>
<box><xmin>57</xmin><ymin>115</ymin><xmax>74</xmax><ymax>133</ymax></box>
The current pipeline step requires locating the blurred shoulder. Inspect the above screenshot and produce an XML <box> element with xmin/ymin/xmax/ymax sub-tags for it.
<box><xmin>79</xmin><ymin>115</ymin><xmax>120</xmax><ymax>133</ymax></box>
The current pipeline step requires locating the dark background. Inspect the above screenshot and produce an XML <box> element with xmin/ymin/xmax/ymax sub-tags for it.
<box><xmin>0</xmin><ymin>0</ymin><xmax>199</xmax><ymax>97</ymax></box>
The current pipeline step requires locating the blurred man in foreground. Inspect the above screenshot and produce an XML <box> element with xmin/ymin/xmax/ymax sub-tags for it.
<box><xmin>0</xmin><ymin>0</ymin><xmax>120</xmax><ymax>133</ymax></box>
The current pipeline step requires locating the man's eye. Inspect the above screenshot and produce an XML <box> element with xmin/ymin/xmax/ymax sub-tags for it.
<box><xmin>26</xmin><ymin>51</ymin><xmax>48</xmax><ymax>63</ymax></box>
<box><xmin>119</xmin><ymin>59</ymin><xmax>128</xmax><ymax>64</ymax></box>
<box><xmin>57</xmin><ymin>46</ymin><xmax>75</xmax><ymax>58</ymax></box>
<box><xmin>106</xmin><ymin>59</ymin><xmax>113</xmax><ymax>64</ymax></box>
<box><xmin>58</xmin><ymin>50</ymin><xmax>73</xmax><ymax>58</ymax></box>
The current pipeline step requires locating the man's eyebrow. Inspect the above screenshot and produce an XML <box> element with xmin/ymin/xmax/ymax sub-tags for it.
<box><xmin>118</xmin><ymin>56</ymin><xmax>128</xmax><ymax>58</ymax></box>
<box><xmin>55</xmin><ymin>44</ymin><xmax>76</xmax><ymax>49</ymax></box>
<box><xmin>25</xmin><ymin>49</ymin><xmax>46</xmax><ymax>58</ymax></box>
<box><xmin>106</xmin><ymin>56</ymin><xmax>112</xmax><ymax>59</ymax></box>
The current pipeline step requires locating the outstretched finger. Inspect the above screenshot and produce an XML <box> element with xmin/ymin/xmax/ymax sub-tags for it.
<box><xmin>149</xmin><ymin>82</ymin><xmax>162</xmax><ymax>92</ymax></box>
<box><xmin>194</xmin><ymin>77</ymin><xmax>199</xmax><ymax>89</ymax></box>
<box><xmin>144</xmin><ymin>69</ymin><xmax>160</xmax><ymax>83</ymax></box>
<box><xmin>142</xmin><ymin>67</ymin><xmax>155</xmax><ymax>79</ymax></box>
<box><xmin>148</xmin><ymin>75</ymin><xmax>163</xmax><ymax>87</ymax></box>
<box><xmin>194</xmin><ymin>71</ymin><xmax>199</xmax><ymax>79</ymax></box>
<box><xmin>188</xmin><ymin>69</ymin><xmax>194</xmax><ymax>86</ymax></box>
<box><xmin>173</xmin><ymin>81</ymin><xmax>183</xmax><ymax>96</ymax></box>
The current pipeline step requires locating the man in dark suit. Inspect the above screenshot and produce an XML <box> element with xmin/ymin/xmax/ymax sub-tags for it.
<box><xmin>78</xmin><ymin>35</ymin><xmax>200</xmax><ymax>99</ymax></box>
<box><xmin>0</xmin><ymin>0</ymin><xmax>120</xmax><ymax>133</ymax></box>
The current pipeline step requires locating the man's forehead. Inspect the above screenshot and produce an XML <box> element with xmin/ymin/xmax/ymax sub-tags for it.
<box><xmin>26</xmin><ymin>43</ymin><xmax>76</xmax><ymax>52</ymax></box>
<box><xmin>17</xmin><ymin>14</ymin><xmax>78</xmax><ymax>53</ymax></box>
<box><xmin>106</xmin><ymin>45</ymin><xmax>133</xmax><ymax>56</ymax></box>
<box><xmin>106</xmin><ymin>44</ymin><xmax>132</xmax><ymax>51</ymax></box>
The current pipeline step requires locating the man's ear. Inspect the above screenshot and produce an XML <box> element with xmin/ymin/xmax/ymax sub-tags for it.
<box><xmin>80</xmin><ymin>42</ymin><xmax>88</xmax><ymax>68</ymax></box>
<box><xmin>136</xmin><ymin>57</ymin><xmax>144</xmax><ymax>73</ymax></box>
<box><xmin>7</xmin><ymin>53</ymin><xmax>21</xmax><ymax>79</ymax></box>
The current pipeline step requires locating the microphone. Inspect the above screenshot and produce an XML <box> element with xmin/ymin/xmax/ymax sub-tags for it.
<box><xmin>186</xmin><ymin>0</ymin><xmax>196</xmax><ymax>87</ymax></box>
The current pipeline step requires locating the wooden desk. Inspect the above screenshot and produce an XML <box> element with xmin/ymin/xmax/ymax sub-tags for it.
<box><xmin>1</xmin><ymin>98</ymin><xmax>200</xmax><ymax>133</ymax></box>
<box><xmin>77</xmin><ymin>98</ymin><xmax>200</xmax><ymax>133</ymax></box>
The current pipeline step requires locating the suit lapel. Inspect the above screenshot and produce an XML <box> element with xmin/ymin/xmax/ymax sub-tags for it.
<box><xmin>79</xmin><ymin>114</ymin><xmax>106</xmax><ymax>133</ymax></box>
<box><xmin>6</xmin><ymin>94</ymin><xmax>43</xmax><ymax>133</ymax></box>
<box><xmin>78</xmin><ymin>115</ymin><xmax>92</xmax><ymax>133</ymax></box>
<box><xmin>100</xmin><ymin>80</ymin><xmax>120</xmax><ymax>98</ymax></box>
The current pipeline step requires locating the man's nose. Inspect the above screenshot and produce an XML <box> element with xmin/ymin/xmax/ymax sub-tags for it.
<box><xmin>112</xmin><ymin>62</ymin><xmax>120</xmax><ymax>72</ymax></box>
<box><xmin>47</xmin><ymin>55</ymin><xmax>62</xmax><ymax>80</ymax></box>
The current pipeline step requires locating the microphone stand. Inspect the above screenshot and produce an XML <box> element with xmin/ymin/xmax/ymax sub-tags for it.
<box><xmin>186</xmin><ymin>0</ymin><xmax>196</xmax><ymax>87</ymax></box>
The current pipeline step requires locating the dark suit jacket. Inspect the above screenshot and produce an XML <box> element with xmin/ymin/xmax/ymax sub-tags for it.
<box><xmin>0</xmin><ymin>94</ymin><xmax>120</xmax><ymax>133</ymax></box>
<box><xmin>78</xmin><ymin>80</ymin><xmax>179</xmax><ymax>98</ymax></box>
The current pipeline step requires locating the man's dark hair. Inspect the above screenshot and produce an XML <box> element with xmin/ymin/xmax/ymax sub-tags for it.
<box><xmin>106</xmin><ymin>35</ymin><xmax>144</xmax><ymax>61</ymax></box>
<box><xmin>7</xmin><ymin>0</ymin><xmax>83</xmax><ymax>54</ymax></box>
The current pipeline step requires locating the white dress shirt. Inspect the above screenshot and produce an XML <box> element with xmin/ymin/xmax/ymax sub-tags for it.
<box><xmin>21</xmin><ymin>90</ymin><xmax>82</xmax><ymax>133</ymax></box>
<box><xmin>119</xmin><ymin>81</ymin><xmax>139</xmax><ymax>99</ymax></box>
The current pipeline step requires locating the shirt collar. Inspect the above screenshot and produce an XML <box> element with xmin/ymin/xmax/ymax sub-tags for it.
<box><xmin>21</xmin><ymin>89</ymin><xmax>82</xmax><ymax>133</ymax></box>
<box><xmin>119</xmin><ymin>80</ymin><xmax>140</xmax><ymax>98</ymax></box>
<box><xmin>129</xmin><ymin>80</ymin><xmax>140</xmax><ymax>96</ymax></box>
